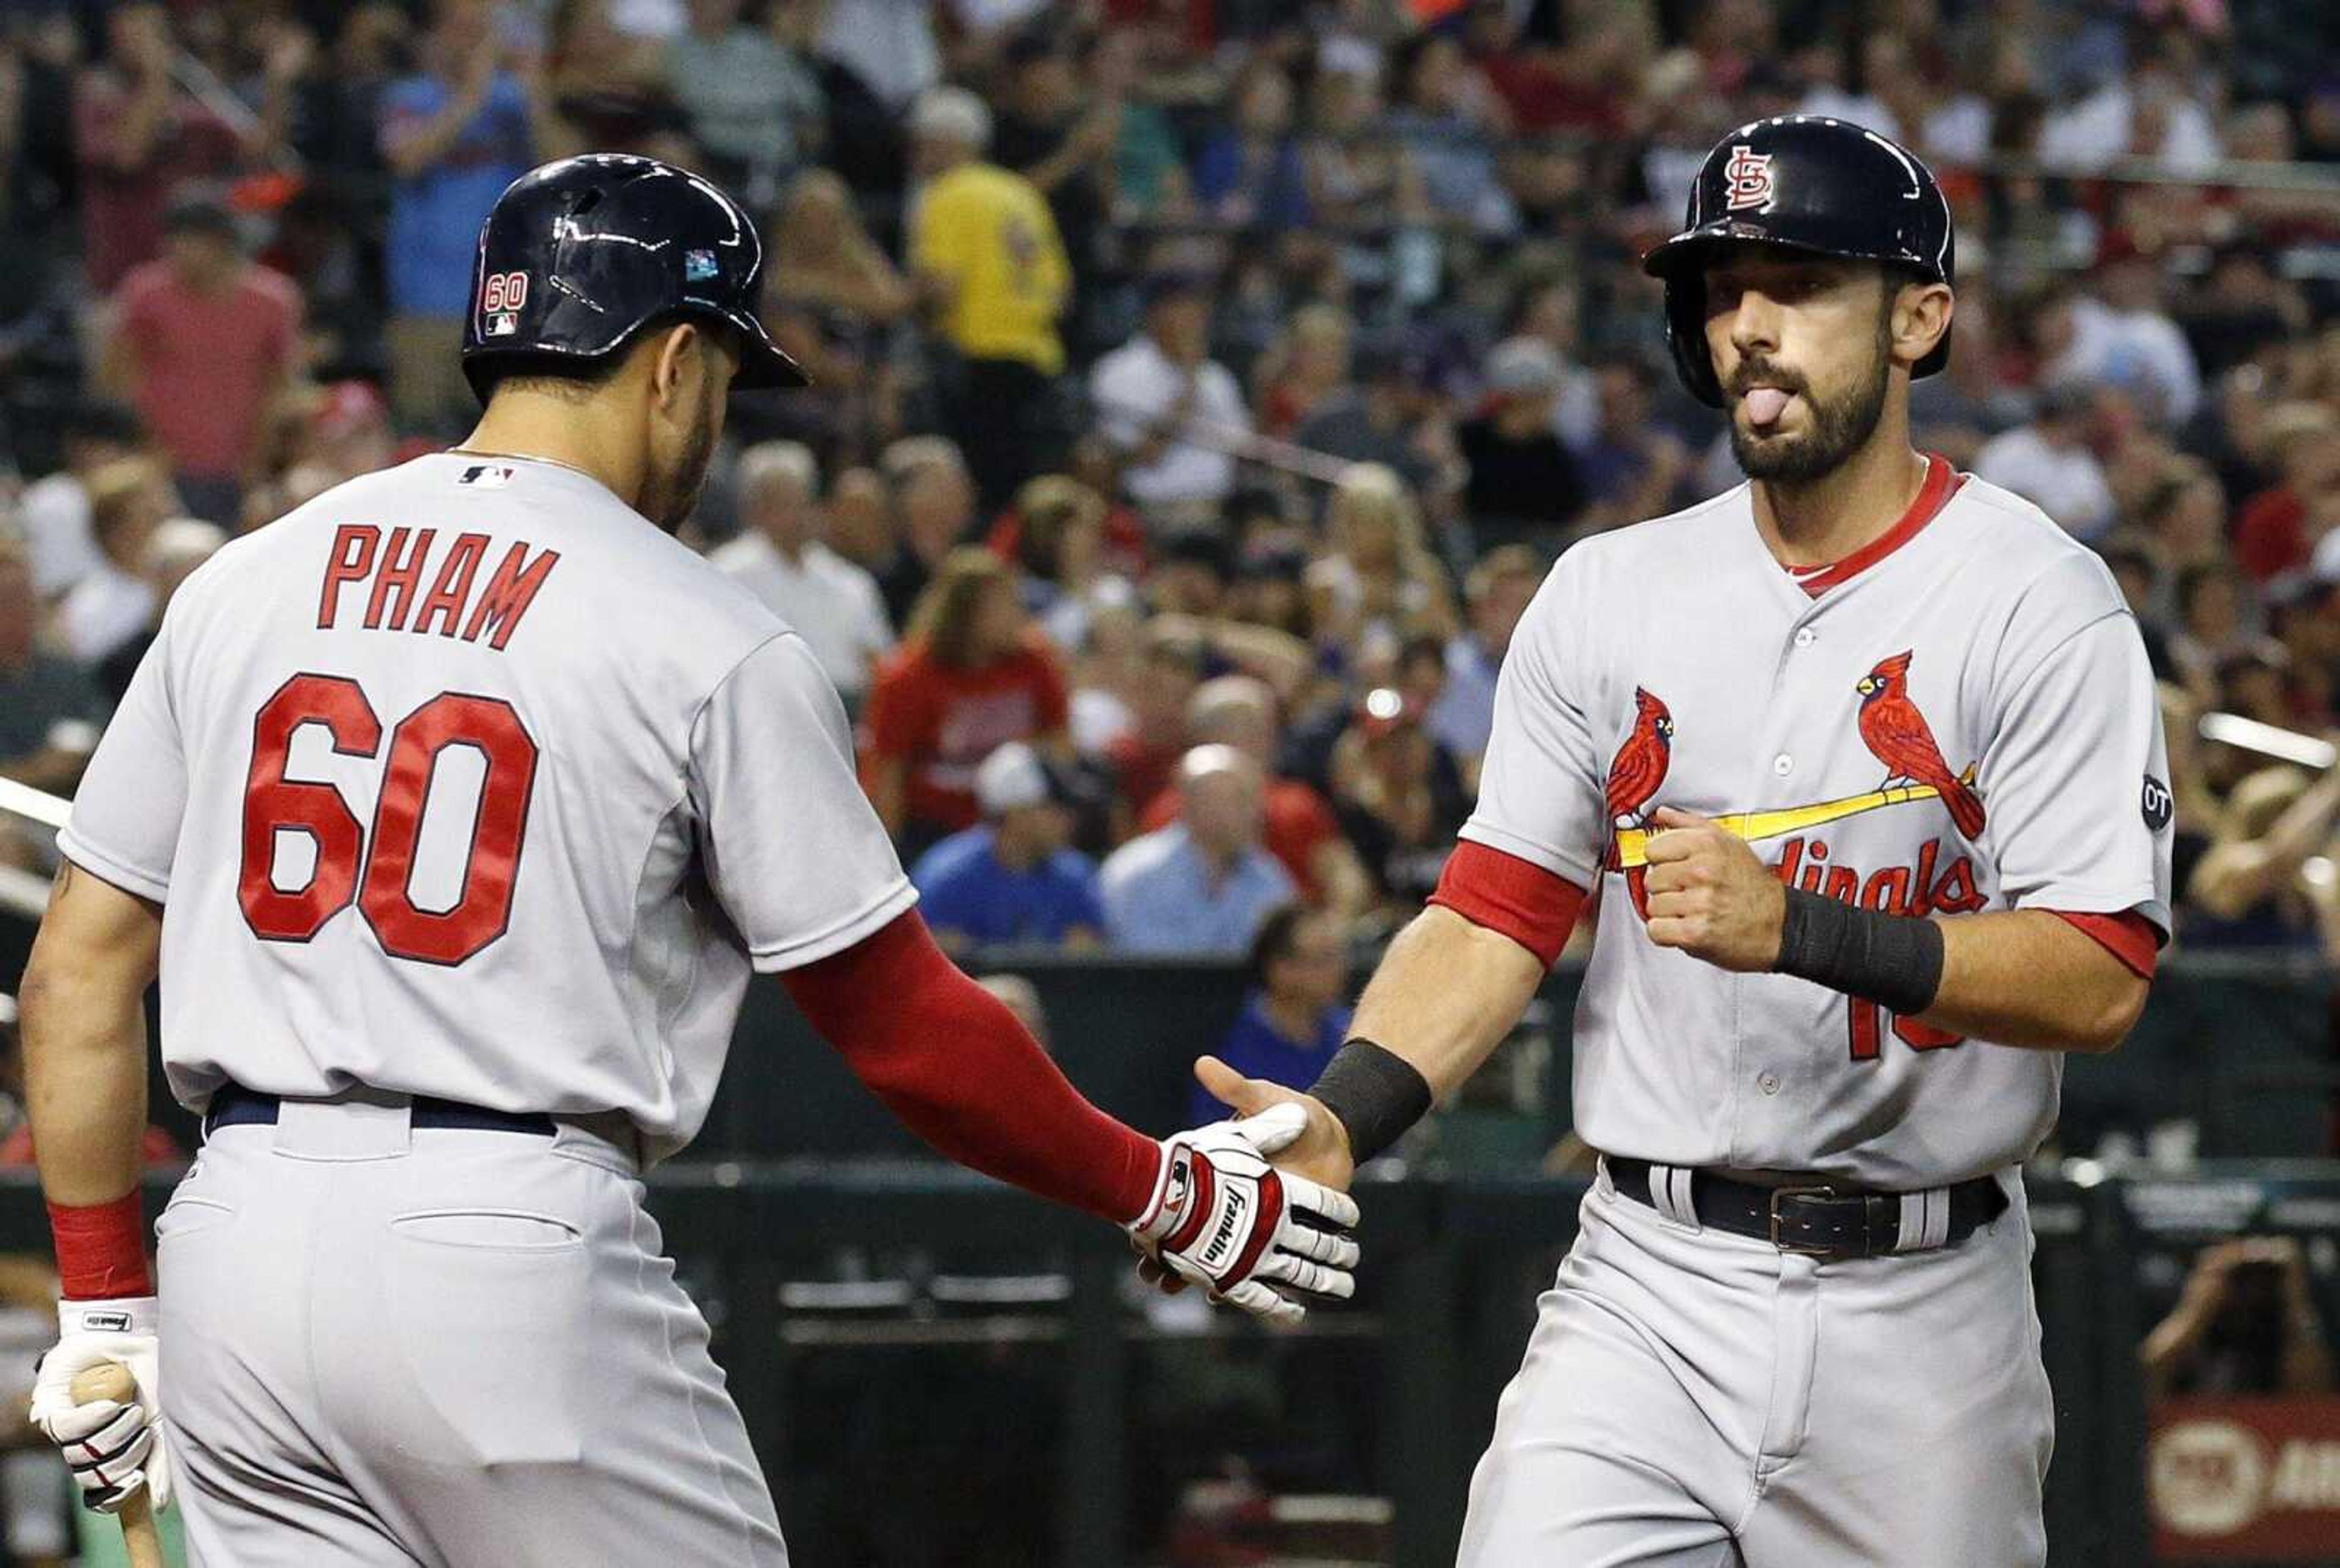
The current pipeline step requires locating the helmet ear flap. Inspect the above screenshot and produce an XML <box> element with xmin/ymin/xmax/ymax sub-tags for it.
<box><xmin>1664</xmin><ymin>272</ymin><xmax>1725</xmax><ymax>409</ymax></box>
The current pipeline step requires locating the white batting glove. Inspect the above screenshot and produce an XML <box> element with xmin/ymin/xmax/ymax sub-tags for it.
<box><xmin>1129</xmin><ymin>1104</ymin><xmax>1362</xmax><ymax>1324</ymax></box>
<box><xmin>30</xmin><ymin>1296</ymin><xmax>171</xmax><ymax>1514</ymax></box>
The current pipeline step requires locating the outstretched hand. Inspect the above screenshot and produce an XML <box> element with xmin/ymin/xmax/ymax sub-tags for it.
<box><xmin>1133</xmin><ymin>1056</ymin><xmax>1358</xmax><ymax>1297</ymax></box>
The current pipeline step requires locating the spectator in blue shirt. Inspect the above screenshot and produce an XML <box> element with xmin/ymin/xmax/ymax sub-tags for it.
<box><xmin>1190</xmin><ymin>904</ymin><xmax>1352</xmax><ymax>1127</ymax></box>
<box><xmin>1426</xmin><ymin>544</ymin><xmax>1542</xmax><ymax>781</ymax></box>
<box><xmin>1101</xmin><ymin>745</ymin><xmax>1296</xmax><ymax>956</ymax></box>
<box><xmin>378</xmin><ymin>0</ymin><xmax>539</xmax><ymax>433</ymax></box>
<box><xmin>911</xmin><ymin>742</ymin><xmax>1104</xmax><ymax>951</ymax></box>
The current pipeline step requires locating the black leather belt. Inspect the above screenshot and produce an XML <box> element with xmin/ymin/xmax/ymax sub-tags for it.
<box><xmin>203</xmin><ymin>1084</ymin><xmax>556</xmax><ymax>1139</ymax></box>
<box><xmin>1606</xmin><ymin>1157</ymin><xmax>2007</xmax><ymax>1260</ymax></box>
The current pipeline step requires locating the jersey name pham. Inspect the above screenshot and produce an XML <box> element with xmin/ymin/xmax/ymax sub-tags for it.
<box><xmin>316</xmin><ymin>523</ymin><xmax>562</xmax><ymax>651</ymax></box>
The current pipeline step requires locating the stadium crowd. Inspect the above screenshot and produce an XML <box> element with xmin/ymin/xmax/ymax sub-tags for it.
<box><xmin>4</xmin><ymin>0</ymin><xmax>2340</xmax><ymax>981</ymax></box>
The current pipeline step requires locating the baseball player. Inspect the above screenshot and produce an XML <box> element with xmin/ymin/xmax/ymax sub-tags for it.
<box><xmin>1192</xmin><ymin>117</ymin><xmax>2174</xmax><ymax>1565</ymax></box>
<box><xmin>15</xmin><ymin>155</ymin><xmax>1358</xmax><ymax>1566</ymax></box>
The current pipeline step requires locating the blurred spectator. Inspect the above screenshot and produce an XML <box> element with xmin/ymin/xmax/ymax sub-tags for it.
<box><xmin>713</xmin><ymin>441</ymin><xmax>893</xmax><ymax>706</ymax></box>
<box><xmin>2043</xmin><ymin>236</ymin><xmax>2202</xmax><ymax>428</ymax></box>
<box><xmin>1428</xmin><ymin>544</ymin><xmax>1542</xmax><ymax>772</ymax></box>
<box><xmin>863</xmin><ymin>546</ymin><xmax>1069</xmax><ymax>857</ymax></box>
<box><xmin>1571</xmin><ymin>360</ymin><xmax>1693</xmax><ymax>531</ymax></box>
<box><xmin>539</xmin><ymin>0</ymin><xmax>684</xmax><ymax>161</ymax></box>
<box><xmin>1973</xmin><ymin>381</ymin><xmax>2116</xmax><ymax>540</ymax></box>
<box><xmin>2139</xmin><ymin>456</ymin><xmax>2232</xmax><ymax>573</ymax></box>
<box><xmin>2169</xmin><ymin>563</ymin><xmax>2270</xmax><ymax>701</ymax></box>
<box><xmin>16</xmin><ymin>402</ymin><xmax>142</xmax><ymax>601</ymax></box>
<box><xmin>1330</xmin><ymin>687</ymin><xmax>1470</xmax><ymax>918</ymax></box>
<box><xmin>2182</xmin><ymin>764</ymin><xmax>2340</xmax><ymax>952</ymax></box>
<box><xmin>1096</xmin><ymin>617</ymin><xmax>1205</xmax><ymax>812</ymax></box>
<box><xmin>910</xmin><ymin>742</ymin><xmax>1103</xmax><ymax>952</ymax></box>
<box><xmin>664</xmin><ymin>0</ymin><xmax>824</xmax><ymax>197</ymax></box>
<box><xmin>96</xmin><ymin>517</ymin><xmax>224</xmax><ymax>700</ymax></box>
<box><xmin>1306</xmin><ymin>465</ymin><xmax>1460</xmax><ymax>662</ymax></box>
<box><xmin>1190</xmin><ymin>904</ymin><xmax>1354</xmax><ymax>1127</ymax></box>
<box><xmin>818</xmin><ymin>0</ymin><xmax>940</xmax><ymax>113</ymax></box>
<box><xmin>873</xmin><ymin>437</ymin><xmax>977</xmax><ymax>630</ymax></box>
<box><xmin>994</xmin><ymin>474</ymin><xmax>1118</xmax><ymax>652</ymax></box>
<box><xmin>909</xmin><ymin>85</ymin><xmax>1071</xmax><ymax>511</ymax></box>
<box><xmin>2101</xmin><ymin>534</ymin><xmax>2183</xmax><ymax>687</ymax></box>
<box><xmin>1090</xmin><ymin>271</ymin><xmax>1250</xmax><ymax>520</ymax></box>
<box><xmin>378</xmin><ymin>0</ymin><xmax>540</xmax><ymax>433</ymax></box>
<box><xmin>823</xmin><ymin>465</ymin><xmax>896</xmax><ymax>575</ymax></box>
<box><xmin>2037</xmin><ymin>34</ymin><xmax>2220</xmax><ymax>174</ymax></box>
<box><xmin>761</xmin><ymin>169</ymin><xmax>913</xmax><ymax>450</ymax></box>
<box><xmin>1458</xmin><ymin>337</ymin><xmax>1587</xmax><ymax>536</ymax></box>
<box><xmin>1137</xmin><ymin>675</ymin><xmax>1372</xmax><ymax>918</ymax></box>
<box><xmin>56</xmin><ymin>458</ymin><xmax>174</xmax><ymax>666</ymax></box>
<box><xmin>2143</xmin><ymin>1237</ymin><xmax>2334</xmax><ymax>1401</ymax></box>
<box><xmin>1252</xmin><ymin>305</ymin><xmax>1352</xmax><ymax>440</ymax></box>
<box><xmin>1100</xmin><ymin>744</ymin><xmax>1296</xmax><ymax>956</ymax></box>
<box><xmin>1380</xmin><ymin>31</ymin><xmax>1517</xmax><ymax>235</ymax></box>
<box><xmin>1292</xmin><ymin>335</ymin><xmax>1464</xmax><ymax>503</ymax></box>
<box><xmin>990</xmin><ymin>30</ymin><xmax>1118</xmax><ymax>332</ymax></box>
<box><xmin>2246</xmin><ymin>410</ymin><xmax>2340</xmax><ymax>584</ymax></box>
<box><xmin>99</xmin><ymin>197</ymin><xmax>300</xmax><ymax>525</ymax></box>
<box><xmin>73</xmin><ymin>3</ymin><xmax>266</xmax><ymax>293</ymax></box>
<box><xmin>1193</xmin><ymin>60</ymin><xmax>1310</xmax><ymax>230</ymax></box>
<box><xmin>0</xmin><ymin>539</ymin><xmax>105</xmax><ymax>798</ymax></box>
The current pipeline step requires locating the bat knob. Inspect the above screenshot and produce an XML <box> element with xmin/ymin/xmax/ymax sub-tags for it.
<box><xmin>70</xmin><ymin>1362</ymin><xmax>139</xmax><ymax>1405</ymax></box>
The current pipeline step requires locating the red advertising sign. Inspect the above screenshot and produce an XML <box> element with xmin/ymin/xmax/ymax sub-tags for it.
<box><xmin>2150</xmin><ymin>1396</ymin><xmax>2340</xmax><ymax>1562</ymax></box>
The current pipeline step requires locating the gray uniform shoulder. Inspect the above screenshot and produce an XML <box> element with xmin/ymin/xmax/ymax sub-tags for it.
<box><xmin>1943</xmin><ymin>473</ymin><xmax>2136</xmax><ymax>703</ymax></box>
<box><xmin>1534</xmin><ymin>483</ymin><xmax>1752</xmax><ymax>608</ymax></box>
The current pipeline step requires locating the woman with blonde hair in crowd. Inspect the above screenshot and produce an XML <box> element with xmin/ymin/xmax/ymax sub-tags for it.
<box><xmin>760</xmin><ymin>167</ymin><xmax>913</xmax><ymax>451</ymax></box>
<box><xmin>1306</xmin><ymin>463</ymin><xmax>1459</xmax><ymax>666</ymax></box>
<box><xmin>862</xmin><ymin>547</ymin><xmax>1070</xmax><ymax>858</ymax></box>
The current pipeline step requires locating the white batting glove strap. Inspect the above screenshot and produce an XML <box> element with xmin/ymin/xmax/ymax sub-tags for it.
<box><xmin>1129</xmin><ymin>1104</ymin><xmax>1363</xmax><ymax>1324</ymax></box>
<box><xmin>30</xmin><ymin>1295</ymin><xmax>171</xmax><ymax>1514</ymax></box>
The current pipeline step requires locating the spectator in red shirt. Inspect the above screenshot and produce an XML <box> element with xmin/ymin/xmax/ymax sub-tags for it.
<box><xmin>864</xmin><ymin>547</ymin><xmax>1071</xmax><ymax>857</ymax></box>
<box><xmin>72</xmin><ymin>4</ymin><xmax>274</xmax><ymax>293</ymax></box>
<box><xmin>99</xmin><ymin>197</ymin><xmax>303</xmax><ymax>527</ymax></box>
<box><xmin>1138</xmin><ymin>675</ymin><xmax>1371</xmax><ymax>918</ymax></box>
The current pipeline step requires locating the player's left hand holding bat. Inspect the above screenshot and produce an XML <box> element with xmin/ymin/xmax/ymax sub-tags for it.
<box><xmin>1642</xmin><ymin>806</ymin><xmax>1789</xmax><ymax>972</ymax></box>
<box><xmin>29</xmin><ymin>1294</ymin><xmax>171</xmax><ymax>1514</ymax></box>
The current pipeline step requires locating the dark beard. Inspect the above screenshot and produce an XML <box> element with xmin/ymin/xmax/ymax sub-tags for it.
<box><xmin>644</xmin><ymin>387</ymin><xmax>722</xmax><ymax>533</ymax></box>
<box><xmin>1728</xmin><ymin>328</ymin><xmax>1893</xmax><ymax>484</ymax></box>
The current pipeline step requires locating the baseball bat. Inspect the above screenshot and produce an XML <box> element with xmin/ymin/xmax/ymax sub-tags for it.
<box><xmin>68</xmin><ymin>1362</ymin><xmax>166</xmax><ymax>1568</ymax></box>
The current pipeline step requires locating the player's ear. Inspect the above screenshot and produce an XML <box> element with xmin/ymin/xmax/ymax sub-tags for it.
<box><xmin>1890</xmin><ymin>280</ymin><xmax>1952</xmax><ymax>374</ymax></box>
<box><xmin>646</xmin><ymin>322</ymin><xmax>704</xmax><ymax>413</ymax></box>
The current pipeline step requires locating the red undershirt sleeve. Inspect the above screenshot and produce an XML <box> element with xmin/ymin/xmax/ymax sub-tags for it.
<box><xmin>779</xmin><ymin>910</ymin><xmax>1162</xmax><ymax>1224</ymax></box>
<box><xmin>2049</xmin><ymin>909</ymin><xmax>2161</xmax><ymax>979</ymax></box>
<box><xmin>1428</xmin><ymin>840</ymin><xmax>1589</xmax><ymax>969</ymax></box>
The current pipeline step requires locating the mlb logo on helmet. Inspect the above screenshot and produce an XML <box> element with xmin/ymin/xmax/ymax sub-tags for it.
<box><xmin>684</xmin><ymin>249</ymin><xmax>719</xmax><ymax>283</ymax></box>
<box><xmin>1723</xmin><ymin>145</ymin><xmax>1774</xmax><ymax>211</ymax></box>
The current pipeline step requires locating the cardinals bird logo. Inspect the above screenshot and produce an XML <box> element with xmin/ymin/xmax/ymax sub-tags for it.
<box><xmin>1856</xmin><ymin>651</ymin><xmax>1985</xmax><ymax>841</ymax></box>
<box><xmin>1606</xmin><ymin>688</ymin><xmax>1673</xmax><ymax>847</ymax></box>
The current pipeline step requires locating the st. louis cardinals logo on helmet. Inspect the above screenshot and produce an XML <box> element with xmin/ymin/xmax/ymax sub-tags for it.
<box><xmin>1723</xmin><ymin>145</ymin><xmax>1774</xmax><ymax>211</ymax></box>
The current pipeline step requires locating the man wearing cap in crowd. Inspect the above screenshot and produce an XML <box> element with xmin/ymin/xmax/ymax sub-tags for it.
<box><xmin>911</xmin><ymin>742</ymin><xmax>1104</xmax><ymax>953</ymax></box>
<box><xmin>98</xmin><ymin>197</ymin><xmax>302</xmax><ymax>528</ymax></box>
<box><xmin>1090</xmin><ymin>269</ymin><xmax>1252</xmax><ymax>523</ymax></box>
<box><xmin>1101</xmin><ymin>744</ymin><xmax>1296</xmax><ymax>956</ymax></box>
<box><xmin>1456</xmin><ymin>335</ymin><xmax>1586</xmax><ymax>532</ymax></box>
<box><xmin>907</xmin><ymin>85</ymin><xmax>1072</xmax><ymax>511</ymax></box>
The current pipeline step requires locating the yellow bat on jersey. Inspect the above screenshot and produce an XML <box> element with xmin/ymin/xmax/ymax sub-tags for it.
<box><xmin>1612</xmin><ymin>768</ymin><xmax>1978</xmax><ymax>871</ymax></box>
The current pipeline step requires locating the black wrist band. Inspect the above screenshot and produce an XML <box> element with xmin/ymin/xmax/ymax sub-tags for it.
<box><xmin>1308</xmin><ymin>1038</ymin><xmax>1433</xmax><ymax>1165</ymax></box>
<box><xmin>1773</xmin><ymin>887</ymin><xmax>1946</xmax><ymax>1017</ymax></box>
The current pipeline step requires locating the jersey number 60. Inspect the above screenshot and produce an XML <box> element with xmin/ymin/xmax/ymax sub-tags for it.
<box><xmin>239</xmin><ymin>673</ymin><xmax>538</xmax><ymax>967</ymax></box>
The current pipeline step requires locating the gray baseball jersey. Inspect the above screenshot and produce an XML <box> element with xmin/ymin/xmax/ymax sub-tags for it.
<box><xmin>59</xmin><ymin>450</ymin><xmax>926</xmax><ymax>1562</ymax></box>
<box><xmin>1463</xmin><ymin>455</ymin><xmax>2173</xmax><ymax>1187</ymax></box>
<box><xmin>61</xmin><ymin>452</ymin><xmax>914</xmax><ymax>1163</ymax></box>
<box><xmin>1455</xmin><ymin>456</ymin><xmax>2171</xmax><ymax>1567</ymax></box>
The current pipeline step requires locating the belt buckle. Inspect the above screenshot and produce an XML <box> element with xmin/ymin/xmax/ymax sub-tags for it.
<box><xmin>1767</xmin><ymin>1183</ymin><xmax>1841</xmax><ymax>1256</ymax></box>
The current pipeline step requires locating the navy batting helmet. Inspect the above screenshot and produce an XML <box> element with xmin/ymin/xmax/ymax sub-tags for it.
<box><xmin>1640</xmin><ymin>117</ymin><xmax>1954</xmax><ymax>408</ymax></box>
<box><xmin>461</xmin><ymin>155</ymin><xmax>806</xmax><ymax>403</ymax></box>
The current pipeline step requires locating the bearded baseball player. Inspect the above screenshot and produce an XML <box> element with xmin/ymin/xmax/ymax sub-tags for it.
<box><xmin>15</xmin><ymin>155</ymin><xmax>1358</xmax><ymax>1566</ymax></box>
<box><xmin>1193</xmin><ymin>117</ymin><xmax>2175</xmax><ymax>1565</ymax></box>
